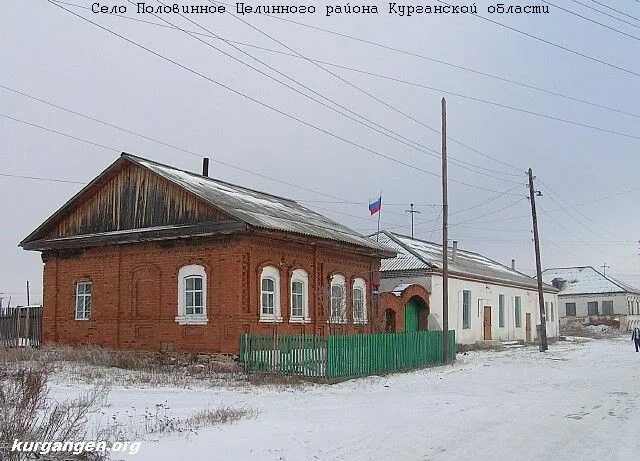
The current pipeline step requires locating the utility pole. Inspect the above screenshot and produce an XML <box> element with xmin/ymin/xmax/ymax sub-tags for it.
<box><xmin>26</xmin><ymin>280</ymin><xmax>30</xmax><ymax>306</ymax></box>
<box><xmin>405</xmin><ymin>203</ymin><xmax>421</xmax><ymax>239</ymax></box>
<box><xmin>528</xmin><ymin>168</ymin><xmax>548</xmax><ymax>352</ymax></box>
<box><xmin>601</xmin><ymin>263</ymin><xmax>610</xmax><ymax>276</ymax></box>
<box><xmin>441</xmin><ymin>98</ymin><xmax>450</xmax><ymax>364</ymax></box>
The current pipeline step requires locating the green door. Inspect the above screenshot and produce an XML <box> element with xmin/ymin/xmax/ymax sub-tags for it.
<box><xmin>404</xmin><ymin>299</ymin><xmax>420</xmax><ymax>332</ymax></box>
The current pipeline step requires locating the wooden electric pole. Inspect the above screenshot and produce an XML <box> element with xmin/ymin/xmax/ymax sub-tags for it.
<box><xmin>405</xmin><ymin>203</ymin><xmax>421</xmax><ymax>239</ymax></box>
<box><xmin>26</xmin><ymin>280</ymin><xmax>30</xmax><ymax>306</ymax></box>
<box><xmin>442</xmin><ymin>98</ymin><xmax>450</xmax><ymax>364</ymax></box>
<box><xmin>528</xmin><ymin>168</ymin><xmax>548</xmax><ymax>352</ymax></box>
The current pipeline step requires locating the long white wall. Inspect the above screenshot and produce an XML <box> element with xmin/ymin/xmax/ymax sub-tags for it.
<box><xmin>557</xmin><ymin>293</ymin><xmax>640</xmax><ymax>317</ymax></box>
<box><xmin>381</xmin><ymin>274</ymin><xmax>560</xmax><ymax>344</ymax></box>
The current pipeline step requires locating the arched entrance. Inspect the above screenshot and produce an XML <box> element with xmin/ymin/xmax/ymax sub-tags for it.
<box><xmin>377</xmin><ymin>284</ymin><xmax>430</xmax><ymax>334</ymax></box>
<box><xmin>384</xmin><ymin>309</ymin><xmax>396</xmax><ymax>333</ymax></box>
<box><xmin>403</xmin><ymin>295</ymin><xmax>429</xmax><ymax>333</ymax></box>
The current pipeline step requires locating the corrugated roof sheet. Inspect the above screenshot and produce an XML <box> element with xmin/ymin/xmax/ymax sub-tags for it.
<box><xmin>542</xmin><ymin>266</ymin><xmax>640</xmax><ymax>295</ymax></box>
<box><xmin>373</xmin><ymin>231</ymin><xmax>553</xmax><ymax>290</ymax></box>
<box><xmin>129</xmin><ymin>155</ymin><xmax>394</xmax><ymax>254</ymax></box>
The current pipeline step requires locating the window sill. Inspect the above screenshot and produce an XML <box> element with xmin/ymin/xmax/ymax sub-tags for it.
<box><xmin>175</xmin><ymin>316</ymin><xmax>208</xmax><ymax>326</ymax></box>
<box><xmin>74</xmin><ymin>318</ymin><xmax>90</xmax><ymax>321</ymax></box>
<box><xmin>327</xmin><ymin>319</ymin><xmax>348</xmax><ymax>324</ymax></box>
<box><xmin>353</xmin><ymin>320</ymin><xmax>368</xmax><ymax>325</ymax></box>
<box><xmin>259</xmin><ymin>316</ymin><xmax>283</xmax><ymax>323</ymax></box>
<box><xmin>289</xmin><ymin>317</ymin><xmax>311</xmax><ymax>324</ymax></box>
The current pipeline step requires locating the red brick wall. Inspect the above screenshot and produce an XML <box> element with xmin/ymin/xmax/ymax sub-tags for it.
<box><xmin>41</xmin><ymin>233</ymin><xmax>382</xmax><ymax>354</ymax></box>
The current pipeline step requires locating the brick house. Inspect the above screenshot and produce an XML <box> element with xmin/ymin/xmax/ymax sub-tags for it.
<box><xmin>20</xmin><ymin>153</ymin><xmax>395</xmax><ymax>354</ymax></box>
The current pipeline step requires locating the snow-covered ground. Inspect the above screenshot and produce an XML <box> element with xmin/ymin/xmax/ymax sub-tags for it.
<box><xmin>51</xmin><ymin>337</ymin><xmax>640</xmax><ymax>460</ymax></box>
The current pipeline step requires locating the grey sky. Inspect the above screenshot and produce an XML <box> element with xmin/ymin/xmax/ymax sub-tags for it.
<box><xmin>1</xmin><ymin>0</ymin><xmax>639</xmax><ymax>306</ymax></box>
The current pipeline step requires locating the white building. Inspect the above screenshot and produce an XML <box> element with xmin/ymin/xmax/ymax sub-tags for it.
<box><xmin>373</xmin><ymin>231</ymin><xmax>560</xmax><ymax>345</ymax></box>
<box><xmin>542</xmin><ymin>266</ymin><xmax>640</xmax><ymax>330</ymax></box>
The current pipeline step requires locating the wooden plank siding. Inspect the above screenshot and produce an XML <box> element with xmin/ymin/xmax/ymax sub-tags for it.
<box><xmin>44</xmin><ymin>163</ymin><xmax>231</xmax><ymax>239</ymax></box>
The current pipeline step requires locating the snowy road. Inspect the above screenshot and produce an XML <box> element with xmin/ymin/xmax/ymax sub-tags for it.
<box><xmin>60</xmin><ymin>337</ymin><xmax>640</xmax><ymax>460</ymax></box>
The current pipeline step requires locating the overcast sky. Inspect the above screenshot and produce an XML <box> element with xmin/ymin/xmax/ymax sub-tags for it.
<box><xmin>1</xmin><ymin>0</ymin><xmax>639</xmax><ymax>306</ymax></box>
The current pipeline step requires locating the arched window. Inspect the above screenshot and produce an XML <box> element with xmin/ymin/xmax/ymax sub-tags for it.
<box><xmin>330</xmin><ymin>274</ymin><xmax>346</xmax><ymax>323</ymax></box>
<box><xmin>176</xmin><ymin>265</ymin><xmax>208</xmax><ymax>325</ymax></box>
<box><xmin>352</xmin><ymin>278</ymin><xmax>367</xmax><ymax>324</ymax></box>
<box><xmin>260</xmin><ymin>266</ymin><xmax>281</xmax><ymax>322</ymax></box>
<box><xmin>290</xmin><ymin>269</ymin><xmax>309</xmax><ymax>322</ymax></box>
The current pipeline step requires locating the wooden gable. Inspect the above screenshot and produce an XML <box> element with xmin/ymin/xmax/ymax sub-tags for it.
<box><xmin>36</xmin><ymin>160</ymin><xmax>234</xmax><ymax>241</ymax></box>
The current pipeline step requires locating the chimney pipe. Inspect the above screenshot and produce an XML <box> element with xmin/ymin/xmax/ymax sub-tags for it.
<box><xmin>202</xmin><ymin>158</ymin><xmax>210</xmax><ymax>177</ymax></box>
<box><xmin>511</xmin><ymin>259</ymin><xmax>516</xmax><ymax>270</ymax></box>
<box><xmin>451</xmin><ymin>240</ymin><xmax>458</xmax><ymax>262</ymax></box>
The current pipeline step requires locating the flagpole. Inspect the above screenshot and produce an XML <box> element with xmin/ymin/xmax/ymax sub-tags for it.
<box><xmin>376</xmin><ymin>193</ymin><xmax>382</xmax><ymax>242</ymax></box>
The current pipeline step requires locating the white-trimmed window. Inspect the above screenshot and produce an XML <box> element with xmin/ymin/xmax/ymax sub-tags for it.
<box><xmin>329</xmin><ymin>274</ymin><xmax>346</xmax><ymax>323</ymax></box>
<box><xmin>75</xmin><ymin>282</ymin><xmax>92</xmax><ymax>320</ymax></box>
<box><xmin>176</xmin><ymin>265</ymin><xmax>208</xmax><ymax>325</ymax></box>
<box><xmin>290</xmin><ymin>269</ymin><xmax>310</xmax><ymax>323</ymax></box>
<box><xmin>260</xmin><ymin>266</ymin><xmax>282</xmax><ymax>322</ymax></box>
<box><xmin>352</xmin><ymin>278</ymin><xmax>367</xmax><ymax>324</ymax></box>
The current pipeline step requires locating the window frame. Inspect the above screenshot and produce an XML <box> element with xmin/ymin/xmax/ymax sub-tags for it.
<box><xmin>462</xmin><ymin>290</ymin><xmax>471</xmax><ymax>330</ymax></box>
<box><xmin>75</xmin><ymin>281</ymin><xmax>92</xmax><ymax>320</ymax></box>
<box><xmin>514</xmin><ymin>296</ymin><xmax>522</xmax><ymax>328</ymax></box>
<box><xmin>352</xmin><ymin>278</ymin><xmax>367</xmax><ymax>324</ymax></box>
<box><xmin>289</xmin><ymin>269</ymin><xmax>310</xmax><ymax>323</ymax></box>
<box><xmin>602</xmin><ymin>300</ymin><xmax>614</xmax><ymax>315</ymax></box>
<box><xmin>176</xmin><ymin>265</ymin><xmax>208</xmax><ymax>325</ymax></box>
<box><xmin>498</xmin><ymin>294</ymin><xmax>505</xmax><ymax>328</ymax></box>
<box><xmin>587</xmin><ymin>301</ymin><xmax>599</xmax><ymax>316</ymax></box>
<box><xmin>329</xmin><ymin>274</ymin><xmax>347</xmax><ymax>324</ymax></box>
<box><xmin>260</xmin><ymin>266</ymin><xmax>282</xmax><ymax>322</ymax></box>
<box><xmin>566</xmin><ymin>302</ymin><xmax>576</xmax><ymax>317</ymax></box>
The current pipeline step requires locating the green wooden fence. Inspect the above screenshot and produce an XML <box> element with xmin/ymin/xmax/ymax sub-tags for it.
<box><xmin>239</xmin><ymin>330</ymin><xmax>456</xmax><ymax>381</ymax></box>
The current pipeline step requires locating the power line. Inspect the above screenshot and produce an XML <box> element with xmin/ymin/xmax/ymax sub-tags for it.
<box><xmin>0</xmin><ymin>171</ymin><xmax>85</xmax><ymax>184</ymax></box>
<box><xmin>207</xmin><ymin>0</ymin><xmax>640</xmax><ymax>113</ymax></box>
<box><xmin>0</xmin><ymin>113</ymin><xmax>118</xmax><ymax>152</ymax></box>
<box><xmin>537</xmin><ymin>203</ymin><xmax>623</xmax><ymax>259</ymax></box>
<box><xmin>205</xmin><ymin>0</ymin><xmax>524</xmax><ymax>176</ymax></box>
<box><xmin>47</xmin><ymin>0</ymin><xmax>521</xmax><ymax>195</ymax></box>
<box><xmin>541</xmin><ymin>0</ymin><xmax>640</xmax><ymax>42</ymax></box>
<box><xmin>140</xmin><ymin>0</ymin><xmax>517</xmax><ymax>182</ymax></box>
<box><xmin>450</xmin><ymin>197</ymin><xmax>526</xmax><ymax>227</ymax></box>
<box><xmin>56</xmin><ymin>1</ymin><xmax>640</xmax><ymax>131</ymax></box>
<box><xmin>438</xmin><ymin>0</ymin><xmax>640</xmax><ymax>78</ymax></box>
<box><xmin>590</xmin><ymin>0</ymin><xmax>640</xmax><ymax>23</ymax></box>
<box><xmin>571</xmin><ymin>0</ymin><xmax>640</xmax><ymax>29</ymax></box>
<box><xmin>536</xmin><ymin>178</ymin><xmax>625</xmax><ymax>241</ymax></box>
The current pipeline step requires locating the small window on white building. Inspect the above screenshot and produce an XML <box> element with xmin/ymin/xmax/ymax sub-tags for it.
<box><xmin>462</xmin><ymin>290</ymin><xmax>471</xmax><ymax>329</ymax></box>
<box><xmin>514</xmin><ymin>296</ymin><xmax>522</xmax><ymax>328</ymax></box>
<box><xmin>587</xmin><ymin>301</ymin><xmax>599</xmax><ymax>316</ymax></box>
<box><xmin>498</xmin><ymin>294</ymin><xmax>505</xmax><ymax>328</ymax></box>
<box><xmin>352</xmin><ymin>278</ymin><xmax>367</xmax><ymax>324</ymax></box>
<box><xmin>260</xmin><ymin>266</ymin><xmax>281</xmax><ymax>322</ymax></box>
<box><xmin>176</xmin><ymin>265</ymin><xmax>208</xmax><ymax>325</ymax></box>
<box><xmin>290</xmin><ymin>269</ymin><xmax>309</xmax><ymax>322</ymax></box>
<box><xmin>550</xmin><ymin>302</ymin><xmax>555</xmax><ymax>321</ymax></box>
<box><xmin>602</xmin><ymin>300</ymin><xmax>614</xmax><ymax>315</ymax></box>
<box><xmin>330</xmin><ymin>274</ymin><xmax>346</xmax><ymax>323</ymax></box>
<box><xmin>566</xmin><ymin>302</ymin><xmax>576</xmax><ymax>317</ymax></box>
<box><xmin>75</xmin><ymin>281</ymin><xmax>92</xmax><ymax>320</ymax></box>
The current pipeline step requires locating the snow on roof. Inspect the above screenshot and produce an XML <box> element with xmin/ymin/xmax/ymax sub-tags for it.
<box><xmin>373</xmin><ymin>231</ymin><xmax>552</xmax><ymax>290</ymax></box>
<box><xmin>541</xmin><ymin>266</ymin><xmax>640</xmax><ymax>295</ymax></box>
<box><xmin>128</xmin><ymin>155</ymin><xmax>393</xmax><ymax>254</ymax></box>
<box><xmin>391</xmin><ymin>283</ymin><xmax>412</xmax><ymax>297</ymax></box>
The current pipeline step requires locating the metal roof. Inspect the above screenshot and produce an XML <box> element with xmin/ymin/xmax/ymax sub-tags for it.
<box><xmin>373</xmin><ymin>231</ymin><xmax>556</xmax><ymax>291</ymax></box>
<box><xmin>542</xmin><ymin>266</ymin><xmax>640</xmax><ymax>295</ymax></box>
<box><xmin>126</xmin><ymin>155</ymin><xmax>394</xmax><ymax>254</ymax></box>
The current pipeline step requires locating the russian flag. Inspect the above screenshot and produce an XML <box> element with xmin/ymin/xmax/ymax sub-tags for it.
<box><xmin>369</xmin><ymin>196</ymin><xmax>382</xmax><ymax>215</ymax></box>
